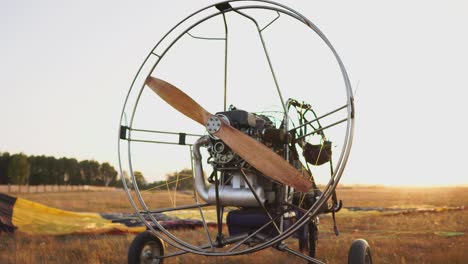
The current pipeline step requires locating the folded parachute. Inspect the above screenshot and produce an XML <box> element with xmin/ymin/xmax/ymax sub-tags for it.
<box><xmin>0</xmin><ymin>193</ymin><xmax>204</xmax><ymax>235</ymax></box>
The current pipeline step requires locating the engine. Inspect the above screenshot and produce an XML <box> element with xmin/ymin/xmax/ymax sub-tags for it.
<box><xmin>208</xmin><ymin>108</ymin><xmax>288</xmax><ymax>167</ymax></box>
<box><xmin>192</xmin><ymin>104</ymin><xmax>330</xmax><ymax>238</ymax></box>
<box><xmin>193</xmin><ymin>106</ymin><xmax>291</xmax><ymax>207</ymax></box>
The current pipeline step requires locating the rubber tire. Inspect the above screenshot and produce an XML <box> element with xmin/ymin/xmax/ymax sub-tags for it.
<box><xmin>348</xmin><ymin>239</ymin><xmax>372</xmax><ymax>264</ymax></box>
<box><xmin>128</xmin><ymin>231</ymin><xmax>165</xmax><ymax>264</ymax></box>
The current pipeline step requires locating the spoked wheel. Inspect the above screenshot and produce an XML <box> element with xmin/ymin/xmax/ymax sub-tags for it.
<box><xmin>348</xmin><ymin>239</ymin><xmax>372</xmax><ymax>264</ymax></box>
<box><xmin>128</xmin><ymin>231</ymin><xmax>165</xmax><ymax>264</ymax></box>
<box><xmin>118</xmin><ymin>0</ymin><xmax>354</xmax><ymax>262</ymax></box>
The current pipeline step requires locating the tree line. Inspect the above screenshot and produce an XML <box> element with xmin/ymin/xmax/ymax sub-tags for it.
<box><xmin>0</xmin><ymin>152</ymin><xmax>120</xmax><ymax>187</ymax></box>
<box><xmin>0</xmin><ymin>151</ymin><xmax>197</xmax><ymax>191</ymax></box>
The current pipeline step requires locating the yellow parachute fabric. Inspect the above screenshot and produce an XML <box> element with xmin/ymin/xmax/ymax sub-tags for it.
<box><xmin>12</xmin><ymin>197</ymin><xmax>145</xmax><ymax>235</ymax></box>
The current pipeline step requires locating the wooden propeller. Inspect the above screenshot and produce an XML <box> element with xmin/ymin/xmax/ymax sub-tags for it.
<box><xmin>146</xmin><ymin>76</ymin><xmax>312</xmax><ymax>192</ymax></box>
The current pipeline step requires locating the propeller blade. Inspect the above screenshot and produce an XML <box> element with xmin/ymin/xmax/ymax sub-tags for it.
<box><xmin>145</xmin><ymin>77</ymin><xmax>312</xmax><ymax>192</ymax></box>
<box><xmin>145</xmin><ymin>77</ymin><xmax>211</xmax><ymax>125</ymax></box>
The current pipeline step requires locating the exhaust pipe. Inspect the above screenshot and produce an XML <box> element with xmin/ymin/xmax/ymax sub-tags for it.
<box><xmin>193</xmin><ymin>136</ymin><xmax>266</xmax><ymax>207</ymax></box>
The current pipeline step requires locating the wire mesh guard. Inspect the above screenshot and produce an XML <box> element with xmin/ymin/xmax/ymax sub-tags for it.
<box><xmin>118</xmin><ymin>1</ymin><xmax>354</xmax><ymax>263</ymax></box>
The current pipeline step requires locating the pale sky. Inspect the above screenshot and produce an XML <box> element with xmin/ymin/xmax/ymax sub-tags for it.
<box><xmin>1</xmin><ymin>1</ymin><xmax>467</xmax><ymax>186</ymax></box>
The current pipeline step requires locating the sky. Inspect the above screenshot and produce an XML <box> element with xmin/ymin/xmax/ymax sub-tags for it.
<box><xmin>1</xmin><ymin>0</ymin><xmax>467</xmax><ymax>186</ymax></box>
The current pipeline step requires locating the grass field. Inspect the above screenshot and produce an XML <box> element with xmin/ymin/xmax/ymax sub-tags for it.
<box><xmin>1</xmin><ymin>186</ymin><xmax>467</xmax><ymax>263</ymax></box>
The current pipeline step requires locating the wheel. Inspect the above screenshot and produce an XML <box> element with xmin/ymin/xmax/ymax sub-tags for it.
<box><xmin>118</xmin><ymin>0</ymin><xmax>354</xmax><ymax>258</ymax></box>
<box><xmin>128</xmin><ymin>231</ymin><xmax>165</xmax><ymax>264</ymax></box>
<box><xmin>348</xmin><ymin>239</ymin><xmax>372</xmax><ymax>264</ymax></box>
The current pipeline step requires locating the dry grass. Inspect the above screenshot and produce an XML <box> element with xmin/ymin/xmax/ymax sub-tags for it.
<box><xmin>336</xmin><ymin>186</ymin><xmax>468</xmax><ymax>207</ymax></box>
<box><xmin>12</xmin><ymin>189</ymin><xmax>196</xmax><ymax>213</ymax></box>
<box><xmin>1</xmin><ymin>186</ymin><xmax>467</xmax><ymax>263</ymax></box>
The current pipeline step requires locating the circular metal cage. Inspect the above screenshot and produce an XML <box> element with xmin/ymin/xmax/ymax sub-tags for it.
<box><xmin>118</xmin><ymin>1</ymin><xmax>354</xmax><ymax>262</ymax></box>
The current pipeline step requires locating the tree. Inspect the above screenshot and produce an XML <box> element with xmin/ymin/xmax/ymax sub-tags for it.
<box><xmin>0</xmin><ymin>152</ymin><xmax>10</xmax><ymax>184</ymax></box>
<box><xmin>99</xmin><ymin>162</ymin><xmax>118</xmax><ymax>186</ymax></box>
<box><xmin>45</xmin><ymin>156</ymin><xmax>59</xmax><ymax>185</ymax></box>
<box><xmin>8</xmin><ymin>153</ymin><xmax>30</xmax><ymax>191</ymax></box>
<box><xmin>56</xmin><ymin>157</ymin><xmax>68</xmax><ymax>185</ymax></box>
<box><xmin>28</xmin><ymin>155</ymin><xmax>40</xmax><ymax>185</ymax></box>
<box><xmin>29</xmin><ymin>155</ymin><xmax>50</xmax><ymax>185</ymax></box>
<box><xmin>65</xmin><ymin>158</ymin><xmax>81</xmax><ymax>185</ymax></box>
<box><xmin>79</xmin><ymin>160</ymin><xmax>100</xmax><ymax>185</ymax></box>
<box><xmin>133</xmin><ymin>171</ymin><xmax>147</xmax><ymax>187</ymax></box>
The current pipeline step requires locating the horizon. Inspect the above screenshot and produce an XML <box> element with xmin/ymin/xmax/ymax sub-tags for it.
<box><xmin>2</xmin><ymin>149</ymin><xmax>467</xmax><ymax>188</ymax></box>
